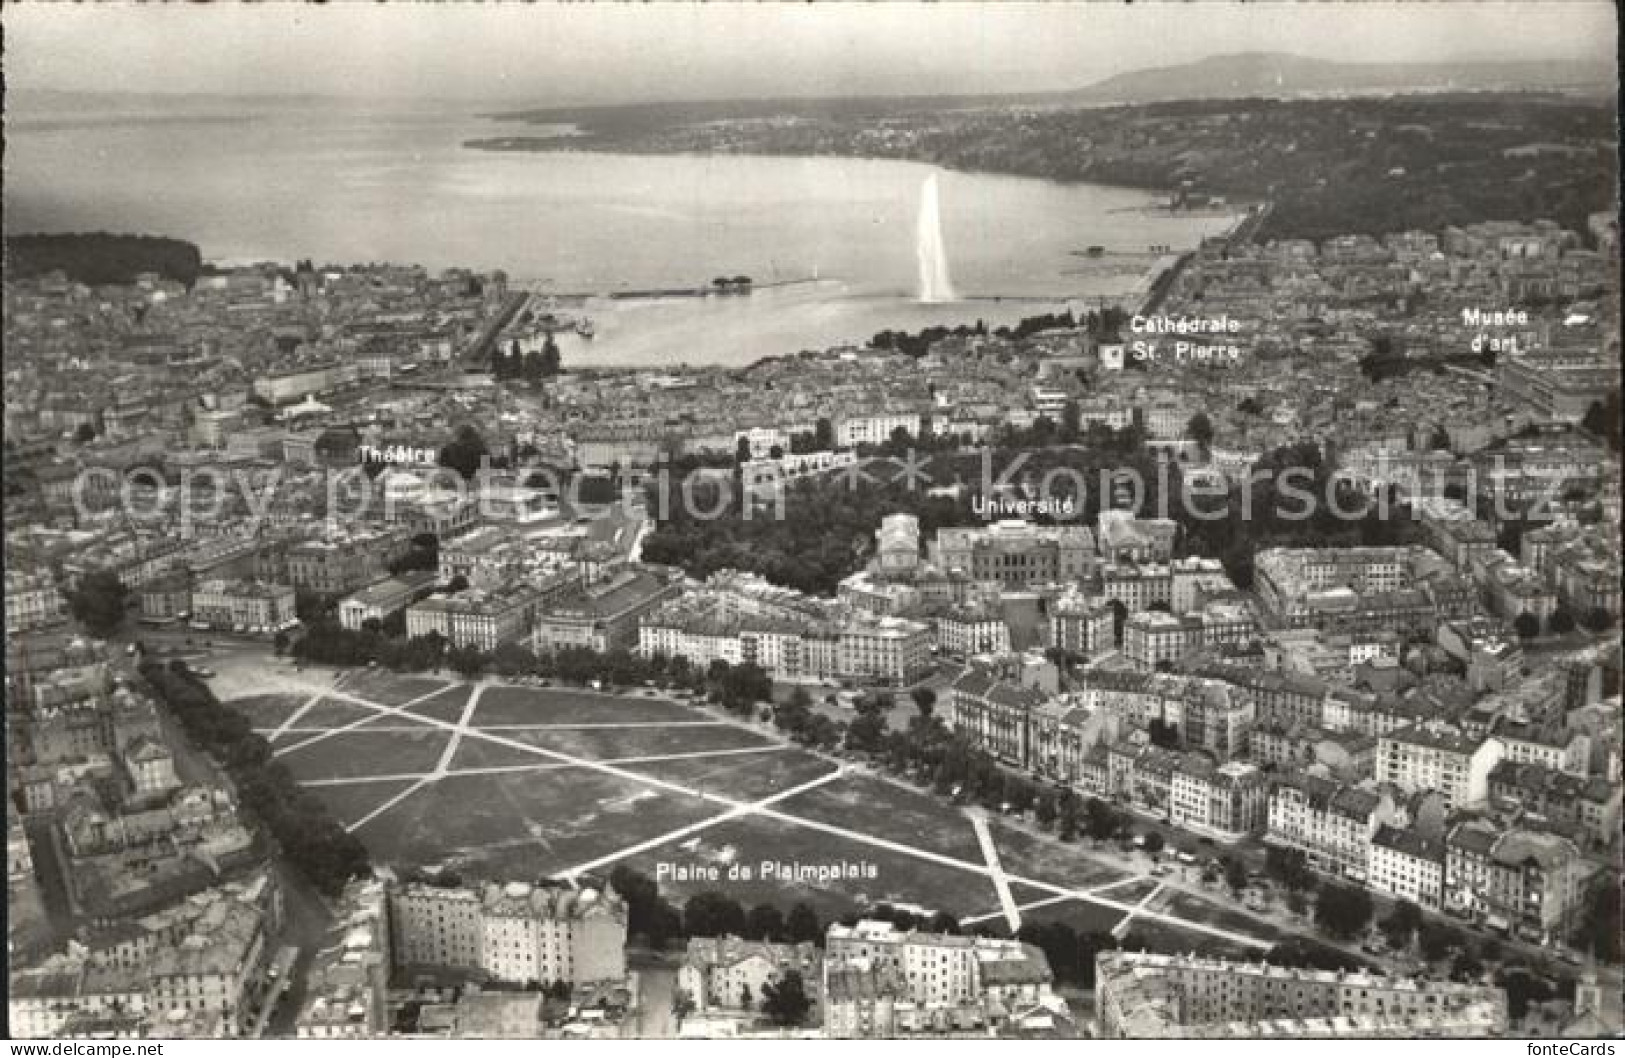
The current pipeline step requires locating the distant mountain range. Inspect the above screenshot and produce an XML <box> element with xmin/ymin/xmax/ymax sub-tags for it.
<box><xmin>1066</xmin><ymin>51</ymin><xmax>1616</xmax><ymax>104</ymax></box>
<box><xmin>17</xmin><ymin>51</ymin><xmax>1614</xmax><ymax>126</ymax></box>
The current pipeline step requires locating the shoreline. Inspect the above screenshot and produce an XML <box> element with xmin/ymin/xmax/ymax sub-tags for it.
<box><xmin>459</xmin><ymin>136</ymin><xmax>1264</xmax><ymax>214</ymax></box>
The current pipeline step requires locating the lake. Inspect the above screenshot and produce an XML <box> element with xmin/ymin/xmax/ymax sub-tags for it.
<box><xmin>5</xmin><ymin>103</ymin><xmax>1240</xmax><ymax>367</ymax></box>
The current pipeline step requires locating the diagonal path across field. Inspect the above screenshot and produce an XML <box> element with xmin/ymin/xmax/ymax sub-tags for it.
<box><xmin>1112</xmin><ymin>881</ymin><xmax>1168</xmax><ymax>940</ymax></box>
<box><xmin>273</xmin><ymin>683</ymin><xmax>466</xmax><ymax>757</ymax></box>
<box><xmin>960</xmin><ymin>871</ymin><xmax>1152</xmax><ymax>927</ymax></box>
<box><xmin>550</xmin><ymin>765</ymin><xmax>848</xmax><ymax>882</ymax></box>
<box><xmin>265</xmin><ymin>692</ymin><xmax>326</xmax><ymax>744</ymax></box>
<box><xmin>269</xmin><ymin>676</ymin><xmax>1273</xmax><ymax>950</ymax></box>
<box><xmin>967</xmin><ymin>809</ymin><xmax>1022</xmax><ymax>932</ymax></box>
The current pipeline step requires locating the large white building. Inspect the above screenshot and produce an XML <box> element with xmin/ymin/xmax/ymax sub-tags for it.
<box><xmin>1376</xmin><ymin>722</ymin><xmax>1505</xmax><ymax>811</ymax></box>
<box><xmin>189</xmin><ymin>579</ymin><xmax>296</xmax><ymax>633</ymax></box>
<box><xmin>405</xmin><ymin>584</ymin><xmax>543</xmax><ymax>652</ymax></box>
<box><xmin>1369</xmin><ymin>824</ymin><xmax>1448</xmax><ymax>911</ymax></box>
<box><xmin>836</xmin><ymin>412</ymin><xmax>922</xmax><ymax>448</ymax></box>
<box><xmin>389</xmin><ymin>881</ymin><xmax>627</xmax><ymax>987</ymax></box>
<box><xmin>1266</xmin><ymin>775</ymin><xmax>1403</xmax><ymax>882</ymax></box>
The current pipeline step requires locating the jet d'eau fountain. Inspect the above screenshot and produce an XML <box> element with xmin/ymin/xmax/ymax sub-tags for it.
<box><xmin>916</xmin><ymin>172</ymin><xmax>956</xmax><ymax>303</ymax></box>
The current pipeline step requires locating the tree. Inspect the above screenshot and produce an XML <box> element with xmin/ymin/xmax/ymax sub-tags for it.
<box><xmin>539</xmin><ymin>335</ymin><xmax>561</xmax><ymax>377</ymax></box>
<box><xmin>738</xmin><ymin>983</ymin><xmax>753</xmax><ymax>1010</ymax></box>
<box><xmin>744</xmin><ymin>904</ymin><xmax>786</xmax><ymax>943</ymax></box>
<box><xmin>760</xmin><ymin>970</ymin><xmax>812</xmax><ymax>1026</ymax></box>
<box><xmin>1582</xmin><ymin>607</ymin><xmax>1615</xmax><ymax>633</ymax></box>
<box><xmin>447</xmin><ymin>644</ymin><xmax>485</xmax><ymax>679</ymax></box>
<box><xmin>1513</xmin><ymin>613</ymin><xmax>1541</xmax><ymax>640</ymax></box>
<box><xmin>1379</xmin><ymin>900</ymin><xmax>1423</xmax><ymax>951</ymax></box>
<box><xmin>1084</xmin><ymin>798</ymin><xmax>1120</xmax><ymax>842</ymax></box>
<box><xmin>736</xmin><ymin>435</ymin><xmax>754</xmax><ymax>464</ymax></box>
<box><xmin>1580</xmin><ymin>390</ymin><xmax>1622</xmax><ymax>452</ymax></box>
<box><xmin>1142</xmin><ymin>831</ymin><xmax>1165</xmax><ymax>857</ymax></box>
<box><xmin>1186</xmin><ymin>411</ymin><xmax>1214</xmax><ymax>450</ymax></box>
<box><xmin>786</xmin><ymin>903</ymin><xmax>822</xmax><ymax>945</ymax></box>
<box><xmin>1313</xmin><ymin>880</ymin><xmax>1373</xmax><ymax>940</ymax></box>
<box><xmin>73</xmin><ymin>422</ymin><xmax>98</xmax><ymax>444</ymax></box>
<box><xmin>1148</xmin><ymin>717</ymin><xmax>1179</xmax><ymax>749</ymax></box>
<box><xmin>1224</xmin><ymin>857</ymin><xmax>1249</xmax><ymax>897</ymax></box>
<box><xmin>1576</xmin><ymin>878</ymin><xmax>1621</xmax><ymax>964</ymax></box>
<box><xmin>845</xmin><ymin>709</ymin><xmax>889</xmax><ymax>754</ymax></box>
<box><xmin>1497</xmin><ymin>966</ymin><xmax>1556</xmax><ymax>1023</ymax></box>
<box><xmin>1548</xmin><ymin>606</ymin><xmax>1576</xmax><ymax>635</ymax></box>
<box><xmin>68</xmin><ymin>569</ymin><xmax>128</xmax><ymax>638</ymax></box>
<box><xmin>439</xmin><ymin>425</ymin><xmax>489</xmax><ymax>481</ymax></box>
<box><xmin>273</xmin><ymin>630</ymin><xmax>290</xmax><ymax>657</ymax></box>
<box><xmin>910</xmin><ymin>686</ymin><xmax>936</xmax><ymax>719</ymax></box>
<box><xmin>1417</xmin><ymin>919</ymin><xmax>1463</xmax><ymax>962</ymax></box>
<box><xmin>1451</xmin><ymin>944</ymin><xmax>1486</xmax><ymax>982</ymax></box>
<box><xmin>813</xmin><ymin>417</ymin><xmax>834</xmax><ymax>451</ymax></box>
<box><xmin>1035</xmin><ymin>792</ymin><xmax>1058</xmax><ymax>827</ymax></box>
<box><xmin>1265</xmin><ymin>845</ymin><xmax>1314</xmax><ymax>892</ymax></box>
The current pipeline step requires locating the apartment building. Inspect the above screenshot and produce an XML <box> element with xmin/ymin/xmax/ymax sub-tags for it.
<box><xmin>1444</xmin><ymin>822</ymin><xmax>1591</xmax><ymax>941</ymax></box>
<box><xmin>405</xmin><ymin>584</ymin><xmax>544</xmax><ymax>652</ymax></box>
<box><xmin>189</xmin><ymin>579</ymin><xmax>297</xmax><ymax>632</ymax></box>
<box><xmin>1369</xmin><ymin>825</ymin><xmax>1448</xmax><ymax>911</ymax></box>
<box><xmin>836</xmin><ymin>412</ymin><xmax>922</xmax><ymax>448</ymax></box>
<box><xmin>1096</xmin><ymin>951</ymin><xmax>1507</xmax><ymax>1038</ymax></box>
<box><xmin>1376</xmin><ymin>721</ymin><xmax>1505</xmax><ymax>811</ymax></box>
<box><xmin>823</xmin><ymin>920</ymin><xmax>1056</xmax><ymax>1037</ymax></box>
<box><xmin>530</xmin><ymin>567</ymin><xmax>681</xmax><ymax>654</ymax></box>
<box><xmin>1048</xmin><ymin>587</ymin><xmax>1114</xmax><ymax>658</ymax></box>
<box><xmin>1168</xmin><ymin>758</ymin><xmax>1268</xmax><ymax>841</ymax></box>
<box><xmin>1488</xmin><ymin>759</ymin><xmax>1621</xmax><ymax>846</ymax></box>
<box><xmin>949</xmin><ymin>668</ymin><xmax>1047</xmax><ymax>768</ymax></box>
<box><xmin>389</xmin><ymin>881</ymin><xmax>627</xmax><ymax>986</ymax></box>
<box><xmin>934</xmin><ymin>602</ymin><xmax>1010</xmax><ymax>658</ymax></box>
<box><xmin>1266</xmin><ymin>775</ymin><xmax>1403</xmax><ymax>882</ymax></box>
<box><xmin>677</xmin><ymin>936</ymin><xmax>821</xmax><ymax>1014</ymax></box>
<box><xmin>5</xmin><ymin>570</ymin><xmax>67</xmax><ymax>634</ymax></box>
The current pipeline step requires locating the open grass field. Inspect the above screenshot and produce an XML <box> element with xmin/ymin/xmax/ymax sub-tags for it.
<box><xmin>1160</xmin><ymin>888</ymin><xmax>1289</xmax><ymax>943</ymax></box>
<box><xmin>774</xmin><ymin>773</ymin><xmax>986</xmax><ymax>863</ymax></box>
<box><xmin>993</xmin><ymin>881</ymin><xmax>1128</xmax><ymax>935</ymax></box>
<box><xmin>356</xmin><ymin>769</ymin><xmax>724</xmax><ymax>879</ymax></box>
<box><xmin>296</xmin><ymin>697</ymin><xmax>383</xmax><ymax>728</ymax></box>
<box><xmin>279</xmin><ymin>729</ymin><xmax>453</xmax><ymax>781</ymax></box>
<box><xmin>988</xmin><ymin>822</ymin><xmax>1133</xmax><ymax>890</ymax></box>
<box><xmin>339</xmin><ymin>671</ymin><xmax>456</xmax><ymax>707</ymax></box>
<box><xmin>229</xmin><ymin>692</ymin><xmax>316</xmax><ymax>729</ymax></box>
<box><xmin>264</xmin><ymin>673</ymin><xmax>1285</xmax><ymax>955</ymax></box>
<box><xmin>472</xmin><ymin>685</ymin><xmax>701</xmax><ymax>725</ymax></box>
<box><xmin>617</xmin><ymin>752</ymin><xmax>838</xmax><ymax>803</ymax></box>
<box><xmin>473</xmin><ymin>723</ymin><xmax>777</xmax><ymax>762</ymax></box>
<box><xmin>385</xmin><ymin>685</ymin><xmax>477</xmax><ymax>723</ymax></box>
<box><xmin>611</xmin><ymin>814</ymin><xmax>1001</xmax><ymax>923</ymax></box>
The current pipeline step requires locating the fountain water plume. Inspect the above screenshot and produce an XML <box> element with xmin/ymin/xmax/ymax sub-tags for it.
<box><xmin>916</xmin><ymin>172</ymin><xmax>956</xmax><ymax>303</ymax></box>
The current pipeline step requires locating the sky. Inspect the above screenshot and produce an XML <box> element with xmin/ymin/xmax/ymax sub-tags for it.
<box><xmin>4</xmin><ymin>2</ymin><xmax>1617</xmax><ymax>106</ymax></box>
